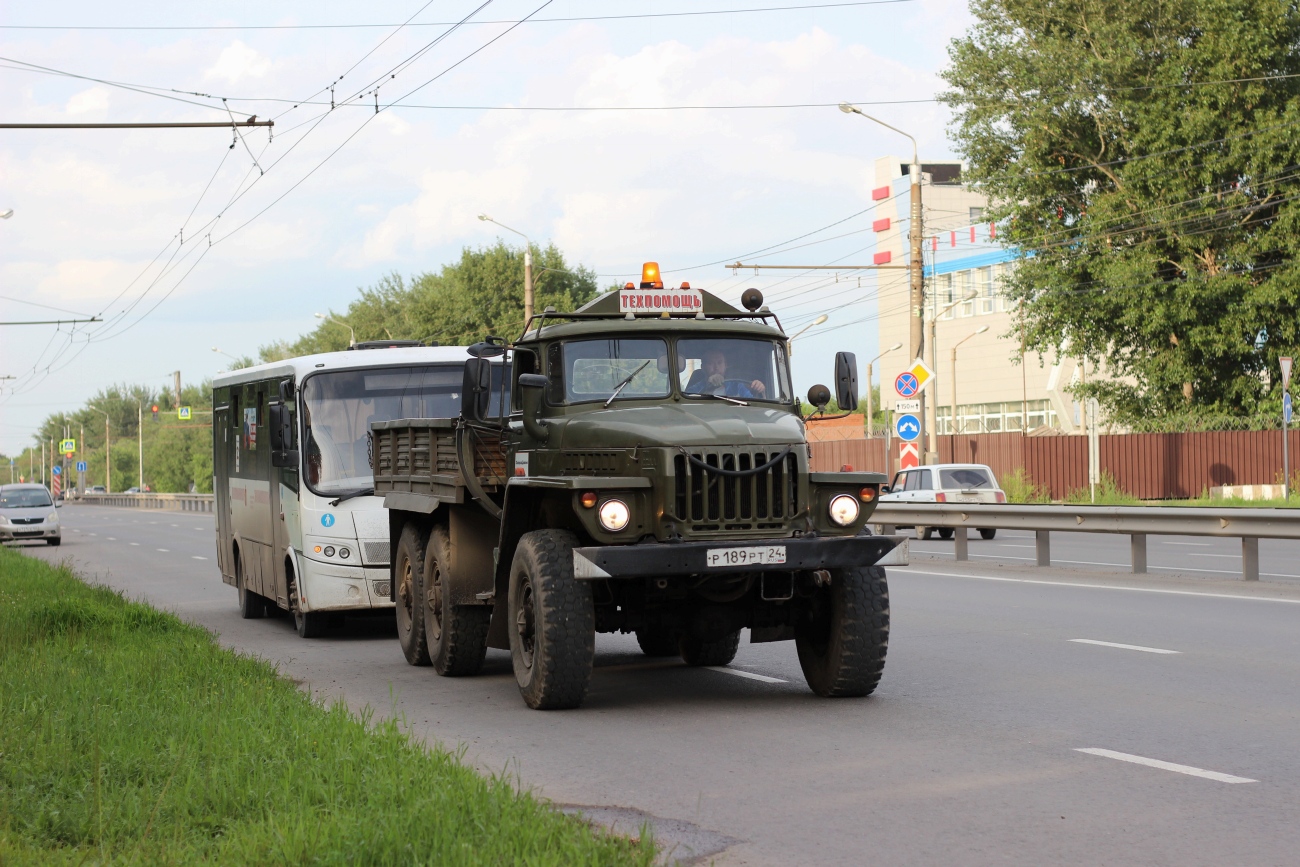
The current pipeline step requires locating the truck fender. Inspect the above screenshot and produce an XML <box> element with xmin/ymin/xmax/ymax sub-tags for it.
<box><xmin>485</xmin><ymin>485</ymin><xmax>544</xmax><ymax>650</ymax></box>
<box><xmin>446</xmin><ymin>504</ymin><xmax>496</xmax><ymax>605</ymax></box>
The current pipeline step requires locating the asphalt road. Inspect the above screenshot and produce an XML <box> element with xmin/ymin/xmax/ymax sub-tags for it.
<box><xmin>17</xmin><ymin>505</ymin><xmax>1300</xmax><ymax>866</ymax></box>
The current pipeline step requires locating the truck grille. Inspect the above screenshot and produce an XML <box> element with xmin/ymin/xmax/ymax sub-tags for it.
<box><xmin>672</xmin><ymin>449</ymin><xmax>800</xmax><ymax>530</ymax></box>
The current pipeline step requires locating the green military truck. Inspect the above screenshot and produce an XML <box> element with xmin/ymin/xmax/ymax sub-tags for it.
<box><xmin>372</xmin><ymin>265</ymin><xmax>907</xmax><ymax>709</ymax></box>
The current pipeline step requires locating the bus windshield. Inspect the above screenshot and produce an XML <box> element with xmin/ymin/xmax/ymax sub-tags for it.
<box><xmin>301</xmin><ymin>364</ymin><xmax>506</xmax><ymax>494</ymax></box>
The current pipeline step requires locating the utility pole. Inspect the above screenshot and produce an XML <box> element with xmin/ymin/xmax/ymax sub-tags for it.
<box><xmin>138</xmin><ymin>402</ymin><xmax>144</xmax><ymax>492</ymax></box>
<box><xmin>478</xmin><ymin>214</ymin><xmax>535</xmax><ymax>326</ymax></box>
<box><xmin>174</xmin><ymin>371</ymin><xmax>182</xmax><ymax>408</ymax></box>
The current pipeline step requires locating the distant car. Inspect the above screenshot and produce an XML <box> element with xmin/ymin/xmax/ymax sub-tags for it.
<box><xmin>90</xmin><ymin>485</ymin><xmax>107</xmax><ymax>494</ymax></box>
<box><xmin>879</xmin><ymin>463</ymin><xmax>1006</xmax><ymax>540</ymax></box>
<box><xmin>125</xmin><ymin>486</ymin><xmax>141</xmax><ymax>494</ymax></box>
<box><xmin>0</xmin><ymin>483</ymin><xmax>62</xmax><ymax>546</ymax></box>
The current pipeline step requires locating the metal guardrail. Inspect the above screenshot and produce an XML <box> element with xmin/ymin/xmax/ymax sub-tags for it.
<box><xmin>873</xmin><ymin>502</ymin><xmax>1300</xmax><ymax>581</ymax></box>
<box><xmin>76</xmin><ymin>493</ymin><xmax>214</xmax><ymax>513</ymax></box>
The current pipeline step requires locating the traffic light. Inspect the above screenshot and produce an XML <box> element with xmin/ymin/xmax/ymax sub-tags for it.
<box><xmin>152</xmin><ymin>404</ymin><xmax>159</xmax><ymax>421</ymax></box>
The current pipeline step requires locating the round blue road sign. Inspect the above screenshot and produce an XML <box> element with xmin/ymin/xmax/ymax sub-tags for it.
<box><xmin>321</xmin><ymin>513</ymin><xmax>335</xmax><ymax>527</ymax></box>
<box><xmin>895</xmin><ymin>413</ymin><xmax>922</xmax><ymax>442</ymax></box>
<box><xmin>51</xmin><ymin>465</ymin><xmax>62</xmax><ymax>476</ymax></box>
<box><xmin>895</xmin><ymin>372</ymin><xmax>919</xmax><ymax>397</ymax></box>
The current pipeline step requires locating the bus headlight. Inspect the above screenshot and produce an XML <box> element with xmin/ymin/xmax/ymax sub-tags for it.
<box><xmin>598</xmin><ymin>499</ymin><xmax>631</xmax><ymax>532</ymax></box>
<box><xmin>828</xmin><ymin>494</ymin><xmax>860</xmax><ymax>526</ymax></box>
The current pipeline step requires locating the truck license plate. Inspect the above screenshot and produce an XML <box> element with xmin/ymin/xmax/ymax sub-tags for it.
<box><xmin>705</xmin><ymin>546</ymin><xmax>786</xmax><ymax>568</ymax></box>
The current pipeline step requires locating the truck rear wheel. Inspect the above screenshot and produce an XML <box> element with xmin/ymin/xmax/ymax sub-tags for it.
<box><xmin>795</xmin><ymin>565</ymin><xmax>889</xmax><ymax>697</ymax></box>
<box><xmin>679</xmin><ymin>630</ymin><xmax>741</xmax><ymax>667</ymax></box>
<box><xmin>395</xmin><ymin>522</ymin><xmax>431</xmax><ymax>666</ymax></box>
<box><xmin>635</xmin><ymin>626</ymin><xmax>681</xmax><ymax>657</ymax></box>
<box><xmin>424</xmin><ymin>525</ymin><xmax>490</xmax><ymax>676</ymax></box>
<box><xmin>508</xmin><ymin>530</ymin><xmax>594</xmax><ymax>710</ymax></box>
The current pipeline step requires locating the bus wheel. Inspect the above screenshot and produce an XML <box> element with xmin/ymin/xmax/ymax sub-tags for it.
<box><xmin>395</xmin><ymin>522</ymin><xmax>431</xmax><ymax>666</ymax></box>
<box><xmin>236</xmin><ymin>549</ymin><xmax>266</xmax><ymax>619</ymax></box>
<box><xmin>424</xmin><ymin>525</ymin><xmax>490</xmax><ymax>677</ymax></box>
<box><xmin>289</xmin><ymin>569</ymin><xmax>327</xmax><ymax>638</ymax></box>
<box><xmin>508</xmin><ymin>530</ymin><xmax>594</xmax><ymax>710</ymax></box>
<box><xmin>795</xmin><ymin>565</ymin><xmax>889</xmax><ymax>697</ymax></box>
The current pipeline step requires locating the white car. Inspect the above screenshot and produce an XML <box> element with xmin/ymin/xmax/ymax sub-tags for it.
<box><xmin>0</xmin><ymin>483</ymin><xmax>62</xmax><ymax>546</ymax></box>
<box><xmin>879</xmin><ymin>463</ymin><xmax>1006</xmax><ymax>540</ymax></box>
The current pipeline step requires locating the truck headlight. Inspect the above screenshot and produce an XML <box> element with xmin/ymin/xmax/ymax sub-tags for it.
<box><xmin>598</xmin><ymin>499</ymin><xmax>631</xmax><ymax>532</ymax></box>
<box><xmin>828</xmin><ymin>494</ymin><xmax>860</xmax><ymax>526</ymax></box>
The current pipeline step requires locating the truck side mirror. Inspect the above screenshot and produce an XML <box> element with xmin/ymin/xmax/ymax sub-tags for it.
<box><xmin>517</xmin><ymin>373</ymin><xmax>549</xmax><ymax>442</ymax></box>
<box><xmin>834</xmin><ymin>351</ymin><xmax>859</xmax><ymax>412</ymax></box>
<box><xmin>462</xmin><ymin>358</ymin><xmax>493</xmax><ymax>422</ymax></box>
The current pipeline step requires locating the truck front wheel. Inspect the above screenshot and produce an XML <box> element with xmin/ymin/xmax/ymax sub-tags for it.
<box><xmin>395</xmin><ymin>522</ymin><xmax>431</xmax><ymax>666</ymax></box>
<box><xmin>795</xmin><ymin>565</ymin><xmax>889</xmax><ymax>697</ymax></box>
<box><xmin>508</xmin><ymin>530</ymin><xmax>595</xmax><ymax>709</ymax></box>
<box><xmin>424</xmin><ymin>525</ymin><xmax>490</xmax><ymax>676</ymax></box>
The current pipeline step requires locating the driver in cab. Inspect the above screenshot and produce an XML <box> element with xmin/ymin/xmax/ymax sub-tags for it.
<box><xmin>685</xmin><ymin>348</ymin><xmax>767</xmax><ymax>399</ymax></box>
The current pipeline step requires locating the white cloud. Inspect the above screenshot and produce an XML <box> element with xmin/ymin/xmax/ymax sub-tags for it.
<box><xmin>65</xmin><ymin>87</ymin><xmax>110</xmax><ymax>117</ymax></box>
<box><xmin>204</xmin><ymin>41</ymin><xmax>273</xmax><ymax>84</ymax></box>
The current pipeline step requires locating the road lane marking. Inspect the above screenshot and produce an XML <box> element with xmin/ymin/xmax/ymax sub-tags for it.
<box><xmin>129</xmin><ymin>542</ymin><xmax>140</xmax><ymax>546</ymax></box>
<box><xmin>706</xmin><ymin>666</ymin><xmax>786</xmax><ymax>684</ymax></box>
<box><xmin>157</xmin><ymin>548</ymin><xmax>169</xmax><ymax>552</ymax></box>
<box><xmin>907</xmin><ymin>568</ymin><xmax>1300</xmax><ymax>604</ymax></box>
<box><xmin>192</xmin><ymin>556</ymin><xmax>208</xmax><ymax>560</ymax></box>
<box><xmin>107</xmin><ymin>537</ymin><xmax>116</xmax><ymax>540</ymax></box>
<box><xmin>1075</xmin><ymin>748</ymin><xmax>1256</xmax><ymax>783</ymax></box>
<box><xmin>1190</xmin><ymin>553</ymin><xmax>1240</xmax><ymax>559</ymax></box>
<box><xmin>913</xmin><ymin>552</ymin><xmax>1299</xmax><ymax>579</ymax></box>
<box><xmin>1070</xmin><ymin>639</ymin><xmax>1180</xmax><ymax>654</ymax></box>
<box><xmin>1162</xmin><ymin>541</ymin><xmax>1213</xmax><ymax>546</ymax></box>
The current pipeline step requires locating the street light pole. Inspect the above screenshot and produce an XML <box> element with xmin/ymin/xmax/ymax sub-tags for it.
<box><xmin>865</xmin><ymin>342</ymin><xmax>903</xmax><ymax>438</ymax></box>
<box><xmin>313</xmin><ymin>313</ymin><xmax>356</xmax><ymax>347</ymax></box>
<box><xmin>138</xmin><ymin>401</ymin><xmax>144</xmax><ymax>491</ymax></box>
<box><xmin>839</xmin><ymin>102</ymin><xmax>925</xmax><ymax>455</ymax></box>
<box><xmin>478</xmin><ymin>214</ymin><xmax>534</xmax><ymax>326</ymax></box>
<box><xmin>950</xmin><ymin>326</ymin><xmax>989</xmax><ymax>460</ymax></box>
<box><xmin>89</xmin><ymin>406</ymin><xmax>111</xmax><ymax>493</ymax></box>
<box><xmin>786</xmin><ymin>314</ymin><xmax>829</xmax><ymax>356</ymax></box>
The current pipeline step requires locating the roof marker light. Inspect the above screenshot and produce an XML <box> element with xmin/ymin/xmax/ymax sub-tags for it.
<box><xmin>640</xmin><ymin>262</ymin><xmax>663</xmax><ymax>289</ymax></box>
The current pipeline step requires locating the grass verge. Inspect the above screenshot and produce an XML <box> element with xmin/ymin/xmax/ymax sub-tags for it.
<box><xmin>0</xmin><ymin>547</ymin><xmax>655</xmax><ymax>865</ymax></box>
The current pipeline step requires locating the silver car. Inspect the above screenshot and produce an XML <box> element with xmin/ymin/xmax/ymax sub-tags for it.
<box><xmin>879</xmin><ymin>463</ymin><xmax>1006</xmax><ymax>540</ymax></box>
<box><xmin>0</xmin><ymin>483</ymin><xmax>62</xmax><ymax>546</ymax></box>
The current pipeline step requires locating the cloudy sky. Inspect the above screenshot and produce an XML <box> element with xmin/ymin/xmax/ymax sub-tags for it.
<box><xmin>0</xmin><ymin>0</ymin><xmax>974</xmax><ymax>454</ymax></box>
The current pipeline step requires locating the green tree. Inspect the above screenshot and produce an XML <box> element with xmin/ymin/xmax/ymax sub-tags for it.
<box><xmin>942</xmin><ymin>0</ymin><xmax>1300</xmax><ymax>424</ymax></box>
<box><xmin>262</xmin><ymin>242</ymin><xmax>600</xmax><ymax>359</ymax></box>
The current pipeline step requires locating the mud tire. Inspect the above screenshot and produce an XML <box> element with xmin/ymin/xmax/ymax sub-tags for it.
<box><xmin>395</xmin><ymin>522</ymin><xmax>431</xmax><ymax>666</ymax></box>
<box><xmin>938</xmin><ymin>528</ymin><xmax>954</xmax><ymax>540</ymax></box>
<box><xmin>425</xmin><ymin>525</ymin><xmax>490</xmax><ymax>677</ymax></box>
<box><xmin>679</xmin><ymin>630</ymin><xmax>742</xmax><ymax>667</ymax></box>
<box><xmin>979</xmin><ymin>528</ymin><xmax>997</xmax><ymax>540</ymax></box>
<box><xmin>508</xmin><ymin>530</ymin><xmax>594</xmax><ymax>710</ymax></box>
<box><xmin>795</xmin><ymin>565</ymin><xmax>889</xmax><ymax>697</ymax></box>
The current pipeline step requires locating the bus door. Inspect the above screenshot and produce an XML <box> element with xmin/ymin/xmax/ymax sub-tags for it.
<box><xmin>268</xmin><ymin>380</ymin><xmax>299</xmax><ymax>609</ymax></box>
<box><xmin>213</xmin><ymin>400</ymin><xmax>233</xmax><ymax>583</ymax></box>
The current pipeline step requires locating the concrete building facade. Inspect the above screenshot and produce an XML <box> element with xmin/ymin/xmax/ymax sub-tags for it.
<box><xmin>869</xmin><ymin>155</ymin><xmax>1094</xmax><ymax>440</ymax></box>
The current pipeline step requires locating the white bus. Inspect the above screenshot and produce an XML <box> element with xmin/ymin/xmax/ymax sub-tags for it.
<box><xmin>212</xmin><ymin>343</ymin><xmax>499</xmax><ymax>637</ymax></box>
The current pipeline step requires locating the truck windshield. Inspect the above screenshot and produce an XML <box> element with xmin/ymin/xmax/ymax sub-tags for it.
<box><xmin>678</xmin><ymin>337</ymin><xmax>790</xmax><ymax>403</ymax></box>
<box><xmin>301</xmin><ymin>364</ymin><xmax>505</xmax><ymax>494</ymax></box>
<box><xmin>560</xmin><ymin>338</ymin><xmax>671</xmax><ymax>404</ymax></box>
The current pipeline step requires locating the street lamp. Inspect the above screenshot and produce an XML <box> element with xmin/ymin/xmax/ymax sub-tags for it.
<box><xmin>839</xmin><ymin>102</ymin><xmax>926</xmax><ymax>457</ymax></box>
<box><xmin>314</xmin><ymin>313</ymin><xmax>356</xmax><ymax>348</ymax></box>
<box><xmin>865</xmin><ymin>342</ymin><xmax>903</xmax><ymax>438</ymax></box>
<box><xmin>478</xmin><ymin>213</ymin><xmax>534</xmax><ymax>326</ymax></box>
<box><xmin>786</xmin><ymin>314</ymin><xmax>829</xmax><ymax>356</ymax></box>
<box><xmin>950</xmin><ymin>325</ymin><xmax>990</xmax><ymax>457</ymax></box>
<box><xmin>0</xmin><ymin>209</ymin><xmax>13</xmax><ymax>219</ymax></box>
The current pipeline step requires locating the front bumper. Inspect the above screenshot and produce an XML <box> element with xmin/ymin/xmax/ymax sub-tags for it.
<box><xmin>572</xmin><ymin>534</ymin><xmax>908</xmax><ymax>579</ymax></box>
<box><xmin>0</xmin><ymin>524</ymin><xmax>59</xmax><ymax>541</ymax></box>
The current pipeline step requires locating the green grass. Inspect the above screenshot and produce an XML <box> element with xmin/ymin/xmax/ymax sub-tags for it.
<box><xmin>0</xmin><ymin>548</ymin><xmax>655</xmax><ymax>866</ymax></box>
<box><xmin>1000</xmin><ymin>468</ymin><xmax>1051</xmax><ymax>504</ymax></box>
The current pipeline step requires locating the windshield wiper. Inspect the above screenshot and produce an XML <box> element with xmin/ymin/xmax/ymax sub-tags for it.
<box><xmin>329</xmin><ymin>487</ymin><xmax>374</xmax><ymax>506</ymax></box>
<box><xmin>705</xmin><ymin>392</ymin><xmax>747</xmax><ymax>406</ymax></box>
<box><xmin>604</xmin><ymin>360</ymin><xmax>653</xmax><ymax>407</ymax></box>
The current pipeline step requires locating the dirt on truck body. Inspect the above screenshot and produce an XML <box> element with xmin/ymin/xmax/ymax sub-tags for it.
<box><xmin>373</xmin><ymin>264</ymin><xmax>908</xmax><ymax>709</ymax></box>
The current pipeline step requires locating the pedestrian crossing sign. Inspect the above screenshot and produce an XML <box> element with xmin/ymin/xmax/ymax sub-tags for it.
<box><xmin>178</xmin><ymin>406</ymin><xmax>192</xmax><ymax>420</ymax></box>
<box><xmin>60</xmin><ymin>438</ymin><xmax>76</xmax><ymax>454</ymax></box>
